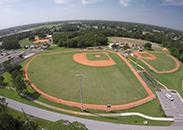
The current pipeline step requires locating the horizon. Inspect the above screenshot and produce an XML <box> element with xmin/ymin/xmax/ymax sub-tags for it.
<box><xmin>0</xmin><ymin>0</ymin><xmax>183</xmax><ymax>31</ymax></box>
<box><xmin>1</xmin><ymin>19</ymin><xmax>183</xmax><ymax>32</ymax></box>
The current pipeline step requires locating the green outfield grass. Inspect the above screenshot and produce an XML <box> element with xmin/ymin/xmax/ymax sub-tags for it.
<box><xmin>27</xmin><ymin>51</ymin><xmax>148</xmax><ymax>105</ymax></box>
<box><xmin>143</xmin><ymin>51</ymin><xmax>177</xmax><ymax>71</ymax></box>
<box><xmin>86</xmin><ymin>53</ymin><xmax>109</xmax><ymax>61</ymax></box>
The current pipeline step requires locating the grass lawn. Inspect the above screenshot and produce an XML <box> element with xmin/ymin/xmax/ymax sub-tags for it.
<box><xmin>143</xmin><ymin>51</ymin><xmax>177</xmax><ymax>71</ymax></box>
<box><xmin>86</xmin><ymin>53</ymin><xmax>109</xmax><ymax>61</ymax></box>
<box><xmin>19</xmin><ymin>38</ymin><xmax>32</xmax><ymax>47</ymax></box>
<box><xmin>27</xmin><ymin>51</ymin><xmax>148</xmax><ymax>105</ymax></box>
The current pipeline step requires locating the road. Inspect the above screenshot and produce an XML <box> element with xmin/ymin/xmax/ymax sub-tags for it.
<box><xmin>2</xmin><ymin>96</ymin><xmax>183</xmax><ymax>130</ymax></box>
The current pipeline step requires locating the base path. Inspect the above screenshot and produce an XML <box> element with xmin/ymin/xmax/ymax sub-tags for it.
<box><xmin>2</xmin><ymin>96</ymin><xmax>183</xmax><ymax>130</ymax></box>
<box><xmin>134</xmin><ymin>51</ymin><xmax>180</xmax><ymax>74</ymax></box>
<box><xmin>24</xmin><ymin>51</ymin><xmax>155</xmax><ymax>111</ymax></box>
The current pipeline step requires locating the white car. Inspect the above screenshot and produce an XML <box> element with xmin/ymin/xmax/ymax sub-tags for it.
<box><xmin>165</xmin><ymin>93</ymin><xmax>174</xmax><ymax>101</ymax></box>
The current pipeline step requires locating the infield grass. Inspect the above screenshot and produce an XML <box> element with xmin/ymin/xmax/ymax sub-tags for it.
<box><xmin>86</xmin><ymin>53</ymin><xmax>109</xmax><ymax>61</ymax></box>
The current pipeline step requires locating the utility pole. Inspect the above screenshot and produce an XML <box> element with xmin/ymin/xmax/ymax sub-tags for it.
<box><xmin>76</xmin><ymin>73</ymin><xmax>85</xmax><ymax>111</ymax></box>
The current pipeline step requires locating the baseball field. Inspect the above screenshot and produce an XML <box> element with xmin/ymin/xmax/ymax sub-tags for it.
<box><xmin>25</xmin><ymin>50</ymin><xmax>155</xmax><ymax>110</ymax></box>
<box><xmin>134</xmin><ymin>51</ymin><xmax>180</xmax><ymax>74</ymax></box>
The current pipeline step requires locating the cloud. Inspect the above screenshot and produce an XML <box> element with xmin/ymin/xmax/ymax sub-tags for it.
<box><xmin>119</xmin><ymin>0</ymin><xmax>130</xmax><ymax>7</ymax></box>
<box><xmin>81</xmin><ymin>0</ymin><xmax>99</xmax><ymax>5</ymax></box>
<box><xmin>0</xmin><ymin>0</ymin><xmax>21</xmax><ymax>12</ymax></box>
<box><xmin>53</xmin><ymin>0</ymin><xmax>100</xmax><ymax>5</ymax></box>
<box><xmin>0</xmin><ymin>0</ymin><xmax>20</xmax><ymax>7</ymax></box>
<box><xmin>161</xmin><ymin>0</ymin><xmax>183</xmax><ymax>5</ymax></box>
<box><xmin>53</xmin><ymin>0</ymin><xmax>71</xmax><ymax>4</ymax></box>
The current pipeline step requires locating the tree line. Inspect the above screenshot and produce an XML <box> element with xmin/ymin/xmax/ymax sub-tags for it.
<box><xmin>53</xmin><ymin>30</ymin><xmax>108</xmax><ymax>48</ymax></box>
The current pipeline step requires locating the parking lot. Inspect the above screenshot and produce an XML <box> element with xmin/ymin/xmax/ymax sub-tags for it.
<box><xmin>0</xmin><ymin>49</ymin><xmax>42</xmax><ymax>75</ymax></box>
<box><xmin>156</xmin><ymin>89</ymin><xmax>183</xmax><ymax>126</ymax></box>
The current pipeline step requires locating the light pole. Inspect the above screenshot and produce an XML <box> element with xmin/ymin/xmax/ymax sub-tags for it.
<box><xmin>76</xmin><ymin>73</ymin><xmax>85</xmax><ymax>110</ymax></box>
<box><xmin>135</xmin><ymin>56</ymin><xmax>139</xmax><ymax>71</ymax></box>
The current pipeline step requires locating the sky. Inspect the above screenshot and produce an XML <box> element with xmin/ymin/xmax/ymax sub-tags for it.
<box><xmin>0</xmin><ymin>0</ymin><xmax>183</xmax><ymax>31</ymax></box>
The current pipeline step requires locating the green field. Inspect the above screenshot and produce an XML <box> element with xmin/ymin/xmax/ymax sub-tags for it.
<box><xmin>27</xmin><ymin>51</ymin><xmax>148</xmax><ymax>105</ymax></box>
<box><xmin>19</xmin><ymin>38</ymin><xmax>32</xmax><ymax>47</ymax></box>
<box><xmin>86</xmin><ymin>53</ymin><xmax>109</xmax><ymax>61</ymax></box>
<box><xmin>143</xmin><ymin>51</ymin><xmax>177</xmax><ymax>71</ymax></box>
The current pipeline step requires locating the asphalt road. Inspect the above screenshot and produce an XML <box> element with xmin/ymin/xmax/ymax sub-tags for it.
<box><xmin>2</xmin><ymin>96</ymin><xmax>183</xmax><ymax>130</ymax></box>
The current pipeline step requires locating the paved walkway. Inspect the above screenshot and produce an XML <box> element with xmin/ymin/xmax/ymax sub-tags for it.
<box><xmin>2</xmin><ymin>96</ymin><xmax>183</xmax><ymax>130</ymax></box>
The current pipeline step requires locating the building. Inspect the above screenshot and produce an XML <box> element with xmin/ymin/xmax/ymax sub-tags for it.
<box><xmin>33</xmin><ymin>35</ymin><xmax>53</xmax><ymax>44</ymax></box>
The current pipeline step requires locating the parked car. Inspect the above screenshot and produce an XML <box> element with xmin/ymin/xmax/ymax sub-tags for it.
<box><xmin>24</xmin><ymin>45</ymin><xmax>29</xmax><ymax>49</ymax></box>
<box><xmin>165</xmin><ymin>93</ymin><xmax>174</xmax><ymax>101</ymax></box>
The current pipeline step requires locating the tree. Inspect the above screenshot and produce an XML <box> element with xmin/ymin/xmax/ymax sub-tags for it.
<box><xmin>21</xmin><ymin>120</ymin><xmax>39</xmax><ymax>130</ymax></box>
<box><xmin>0</xmin><ymin>76</ymin><xmax>4</xmax><ymax>83</ymax></box>
<box><xmin>3</xmin><ymin>63</ymin><xmax>27</xmax><ymax>95</ymax></box>
<box><xmin>2</xmin><ymin>36</ymin><xmax>20</xmax><ymax>50</ymax></box>
<box><xmin>4</xmin><ymin>62</ymin><xmax>21</xmax><ymax>74</ymax></box>
<box><xmin>0</xmin><ymin>98</ymin><xmax>39</xmax><ymax>130</ymax></box>
<box><xmin>10</xmin><ymin>68</ymin><xmax>27</xmax><ymax>95</ymax></box>
<box><xmin>13</xmin><ymin>75</ymin><xmax>27</xmax><ymax>94</ymax></box>
<box><xmin>0</xmin><ymin>98</ymin><xmax>8</xmax><ymax>112</ymax></box>
<box><xmin>0</xmin><ymin>112</ymin><xmax>22</xmax><ymax>130</ymax></box>
<box><xmin>29</xmin><ymin>34</ymin><xmax>35</xmax><ymax>41</ymax></box>
<box><xmin>0</xmin><ymin>76</ymin><xmax>5</xmax><ymax>87</ymax></box>
<box><xmin>123</xmin><ymin>44</ymin><xmax>130</xmax><ymax>50</ymax></box>
<box><xmin>144</xmin><ymin>42</ymin><xmax>152</xmax><ymax>50</ymax></box>
<box><xmin>47</xmin><ymin>120</ymin><xmax>88</xmax><ymax>130</ymax></box>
